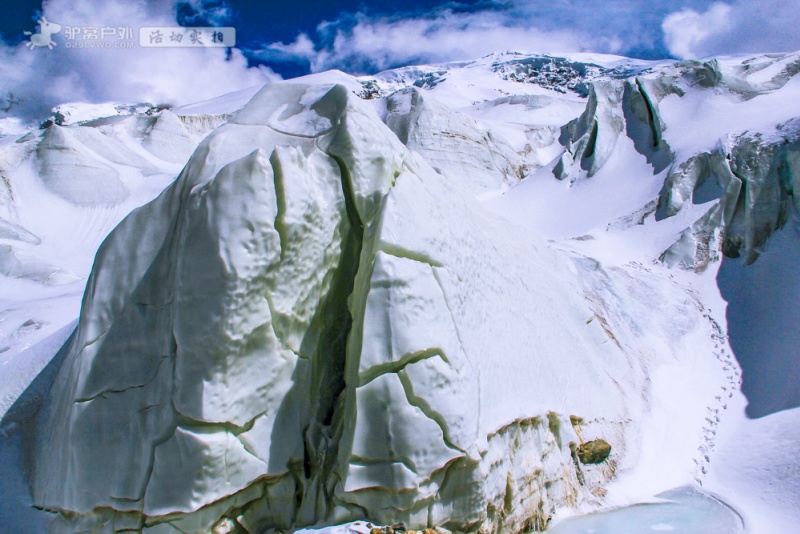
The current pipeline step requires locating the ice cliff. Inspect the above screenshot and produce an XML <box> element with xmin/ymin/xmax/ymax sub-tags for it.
<box><xmin>660</xmin><ymin>129</ymin><xmax>800</xmax><ymax>268</ymax></box>
<box><xmin>28</xmin><ymin>81</ymin><xmax>715</xmax><ymax>533</ymax></box>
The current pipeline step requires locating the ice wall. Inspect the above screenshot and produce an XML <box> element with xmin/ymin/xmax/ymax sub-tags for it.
<box><xmin>32</xmin><ymin>83</ymin><xmax>653</xmax><ymax>533</ymax></box>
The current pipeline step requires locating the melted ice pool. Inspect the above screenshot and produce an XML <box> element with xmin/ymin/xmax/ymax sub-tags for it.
<box><xmin>549</xmin><ymin>487</ymin><xmax>743</xmax><ymax>534</ymax></box>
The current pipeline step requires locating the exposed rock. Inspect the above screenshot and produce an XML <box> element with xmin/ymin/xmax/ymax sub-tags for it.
<box><xmin>577</xmin><ymin>440</ymin><xmax>612</xmax><ymax>464</ymax></box>
<box><xmin>356</xmin><ymin>80</ymin><xmax>386</xmax><ymax>100</ymax></box>
<box><xmin>570</xmin><ymin>415</ymin><xmax>584</xmax><ymax>427</ymax></box>
<box><xmin>493</xmin><ymin>55</ymin><xmax>620</xmax><ymax>96</ymax></box>
<box><xmin>412</xmin><ymin>71</ymin><xmax>447</xmax><ymax>89</ymax></box>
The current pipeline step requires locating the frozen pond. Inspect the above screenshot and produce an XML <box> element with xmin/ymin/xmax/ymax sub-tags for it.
<box><xmin>549</xmin><ymin>486</ymin><xmax>743</xmax><ymax>534</ymax></box>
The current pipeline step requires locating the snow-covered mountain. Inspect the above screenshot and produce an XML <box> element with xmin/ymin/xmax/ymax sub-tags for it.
<box><xmin>1</xmin><ymin>51</ymin><xmax>800</xmax><ymax>533</ymax></box>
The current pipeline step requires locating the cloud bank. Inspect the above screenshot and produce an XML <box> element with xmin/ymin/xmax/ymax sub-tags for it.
<box><xmin>0</xmin><ymin>0</ymin><xmax>277</xmax><ymax>120</ymax></box>
<box><xmin>259</xmin><ymin>0</ymin><xmax>800</xmax><ymax>74</ymax></box>
<box><xmin>663</xmin><ymin>1</ymin><xmax>800</xmax><ymax>59</ymax></box>
<box><xmin>258</xmin><ymin>9</ymin><xmax>597</xmax><ymax>74</ymax></box>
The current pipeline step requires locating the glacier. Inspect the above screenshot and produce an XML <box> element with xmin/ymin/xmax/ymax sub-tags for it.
<box><xmin>30</xmin><ymin>81</ymin><xmax>653</xmax><ymax>532</ymax></box>
<box><xmin>0</xmin><ymin>51</ymin><xmax>799</xmax><ymax>533</ymax></box>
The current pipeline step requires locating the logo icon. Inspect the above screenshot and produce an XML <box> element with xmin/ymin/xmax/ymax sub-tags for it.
<box><xmin>24</xmin><ymin>17</ymin><xmax>62</xmax><ymax>50</ymax></box>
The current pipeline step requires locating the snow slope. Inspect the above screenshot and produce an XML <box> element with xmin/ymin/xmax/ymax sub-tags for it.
<box><xmin>477</xmin><ymin>51</ymin><xmax>800</xmax><ymax>533</ymax></box>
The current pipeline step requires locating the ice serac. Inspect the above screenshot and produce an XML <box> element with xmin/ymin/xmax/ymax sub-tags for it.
<box><xmin>677</xmin><ymin>54</ymin><xmax>800</xmax><ymax>97</ymax></box>
<box><xmin>553</xmin><ymin>75</ymin><xmax>676</xmax><ymax>182</ymax></box>
<box><xmin>31</xmin><ymin>82</ymin><xmax>394</xmax><ymax>531</ymax></box>
<box><xmin>141</xmin><ymin>110</ymin><xmax>200</xmax><ymax>164</ymax></box>
<box><xmin>621</xmin><ymin>77</ymin><xmax>676</xmax><ymax>174</ymax></box>
<box><xmin>553</xmin><ymin>81</ymin><xmax>624</xmax><ymax>181</ymax></box>
<box><xmin>383</xmin><ymin>87</ymin><xmax>522</xmax><ymax>194</ymax></box>
<box><xmin>37</xmin><ymin>124</ymin><xmax>130</xmax><ymax>205</ymax></box>
<box><xmin>331</xmin><ymin>147</ymin><xmax>656</xmax><ymax>530</ymax></box>
<box><xmin>661</xmin><ymin>130</ymin><xmax>800</xmax><ymax>269</ymax></box>
<box><xmin>34</xmin><ymin>81</ymin><xmax>657</xmax><ymax>532</ymax></box>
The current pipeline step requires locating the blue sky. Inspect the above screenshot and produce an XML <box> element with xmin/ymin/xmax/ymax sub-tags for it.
<box><xmin>172</xmin><ymin>0</ymin><xmax>707</xmax><ymax>76</ymax></box>
<box><xmin>174</xmin><ymin>0</ymin><xmax>800</xmax><ymax>75</ymax></box>
<box><xmin>2</xmin><ymin>0</ymin><xmax>800</xmax><ymax>118</ymax></box>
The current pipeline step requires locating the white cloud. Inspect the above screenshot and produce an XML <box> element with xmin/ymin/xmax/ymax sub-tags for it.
<box><xmin>662</xmin><ymin>3</ymin><xmax>733</xmax><ymax>59</ymax></box>
<box><xmin>0</xmin><ymin>0</ymin><xmax>277</xmax><ymax>120</ymax></box>
<box><xmin>663</xmin><ymin>1</ymin><xmax>800</xmax><ymax>59</ymax></box>
<box><xmin>254</xmin><ymin>0</ymin><xmax>800</xmax><ymax>76</ymax></box>
<box><xmin>258</xmin><ymin>8</ymin><xmax>621</xmax><ymax>75</ymax></box>
<box><xmin>256</xmin><ymin>33</ymin><xmax>316</xmax><ymax>63</ymax></box>
<box><xmin>315</xmin><ymin>12</ymin><xmax>589</xmax><ymax>73</ymax></box>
